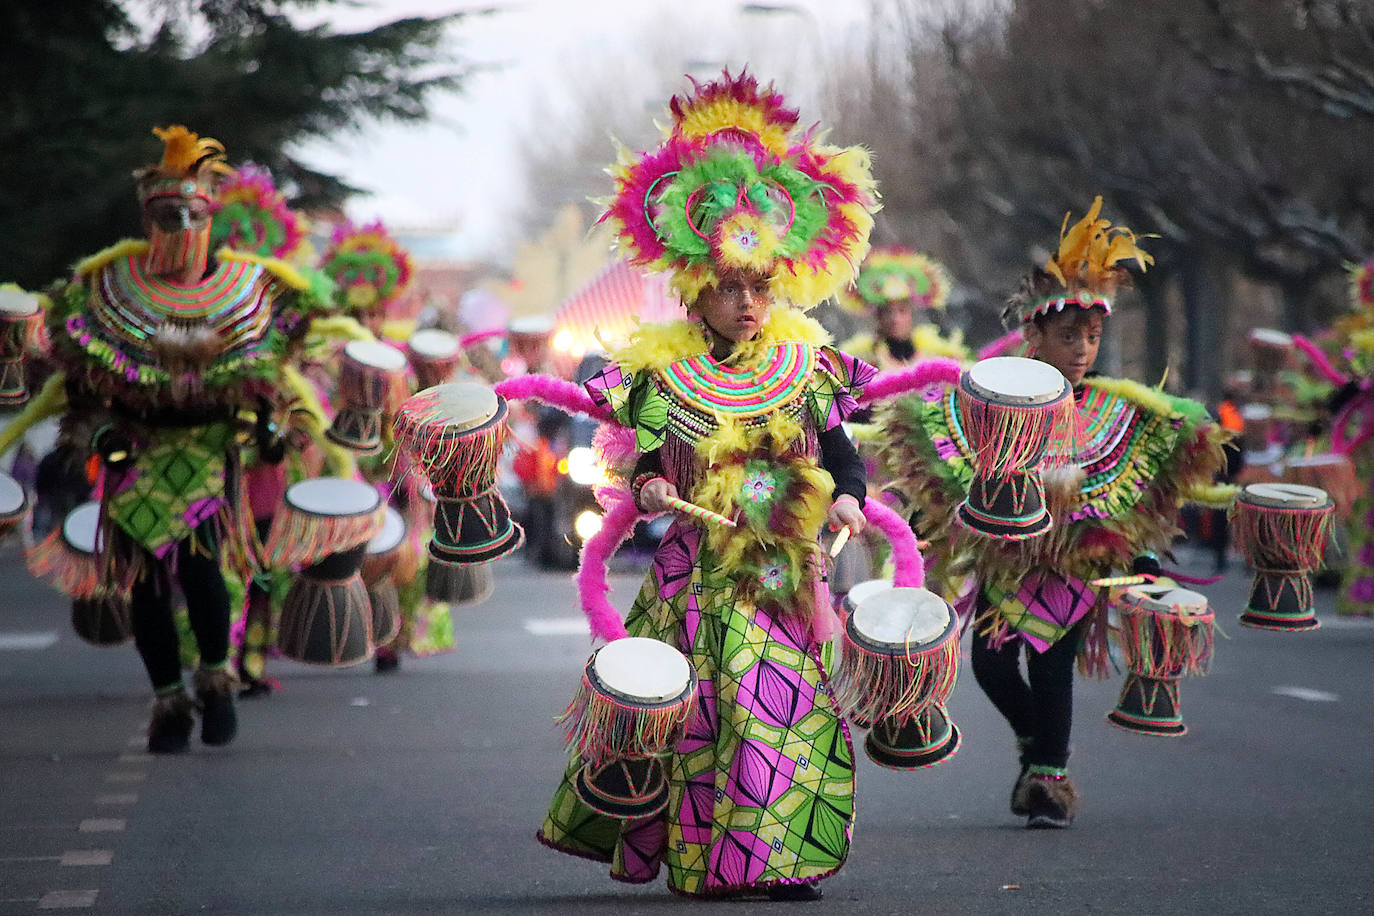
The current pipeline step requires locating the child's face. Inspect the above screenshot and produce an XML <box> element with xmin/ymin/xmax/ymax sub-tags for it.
<box><xmin>1025</xmin><ymin>308</ymin><xmax>1103</xmax><ymax>386</ymax></box>
<box><xmin>693</xmin><ymin>270</ymin><xmax>773</xmax><ymax>342</ymax></box>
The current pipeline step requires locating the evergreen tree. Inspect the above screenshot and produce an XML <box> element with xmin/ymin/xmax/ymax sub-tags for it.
<box><xmin>0</xmin><ymin>1</ymin><xmax>479</xmax><ymax>287</ymax></box>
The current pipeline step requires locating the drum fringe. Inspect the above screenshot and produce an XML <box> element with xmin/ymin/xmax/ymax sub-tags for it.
<box><xmin>26</xmin><ymin>528</ymin><xmax>104</xmax><ymax>599</ymax></box>
<box><xmin>263</xmin><ymin>503</ymin><xmax>386</xmax><ymax>568</ymax></box>
<box><xmin>1117</xmin><ymin>602</ymin><xmax>1213</xmax><ymax>679</ymax></box>
<box><xmin>832</xmin><ymin>636</ymin><xmax>958</xmax><ymax>724</ymax></box>
<box><xmin>557</xmin><ymin>672</ymin><xmax>698</xmax><ymax>768</ymax></box>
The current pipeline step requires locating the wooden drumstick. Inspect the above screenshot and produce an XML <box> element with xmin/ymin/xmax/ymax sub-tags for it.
<box><xmin>828</xmin><ymin>524</ymin><xmax>852</xmax><ymax>558</ymax></box>
<box><xmin>1089</xmin><ymin>574</ymin><xmax>1152</xmax><ymax>588</ymax></box>
<box><xmin>664</xmin><ymin>495</ymin><xmax>736</xmax><ymax>528</ymax></box>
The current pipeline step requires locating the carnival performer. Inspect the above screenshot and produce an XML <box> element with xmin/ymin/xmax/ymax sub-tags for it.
<box><xmin>0</xmin><ymin>127</ymin><xmax>335</xmax><ymax>752</ymax></box>
<box><xmin>840</xmin><ymin>247</ymin><xmax>966</xmax><ymax>367</ymax></box>
<box><xmin>876</xmin><ymin>197</ymin><xmax>1232</xmax><ymax>827</ymax></box>
<box><xmin>534</xmin><ymin>70</ymin><xmax>880</xmax><ymax>900</ymax></box>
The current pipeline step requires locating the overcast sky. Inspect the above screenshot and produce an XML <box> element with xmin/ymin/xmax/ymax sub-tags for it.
<box><xmin>291</xmin><ymin>0</ymin><xmax>874</xmax><ymax>263</ymax></box>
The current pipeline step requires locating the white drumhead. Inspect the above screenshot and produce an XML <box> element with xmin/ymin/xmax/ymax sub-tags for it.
<box><xmin>344</xmin><ymin>339</ymin><xmax>408</xmax><ymax>372</ymax></box>
<box><xmin>965</xmin><ymin>357</ymin><xmax>1066</xmax><ymax>405</ymax></box>
<box><xmin>1285</xmin><ymin>453</ymin><xmax>1348</xmax><ymax>469</ymax></box>
<box><xmin>509</xmin><ymin>314</ymin><xmax>554</xmax><ymax>336</ymax></box>
<box><xmin>1125</xmin><ymin>584</ymin><xmax>1208</xmax><ymax>614</ymax></box>
<box><xmin>408</xmin><ymin>329</ymin><xmax>460</xmax><ymax>359</ymax></box>
<box><xmin>843</xmin><ymin>578</ymin><xmax>893</xmax><ymax>612</ymax></box>
<box><xmin>1239</xmin><ymin>403</ymin><xmax>1272</xmax><ymax>422</ymax></box>
<box><xmin>0</xmin><ymin>288</ymin><xmax>40</xmax><ymax>317</ymax></box>
<box><xmin>366</xmin><ymin>506</ymin><xmax>407</xmax><ymax>555</ymax></box>
<box><xmin>1248</xmin><ymin>328</ymin><xmax>1292</xmax><ymax>348</ymax></box>
<box><xmin>285</xmin><ymin>477</ymin><xmax>382</xmax><ymax>517</ymax></box>
<box><xmin>1243</xmin><ymin>482</ymin><xmax>1328</xmax><ymax>508</ymax></box>
<box><xmin>0</xmin><ymin>470</ymin><xmax>24</xmax><ymax>515</ymax></box>
<box><xmin>63</xmin><ymin>502</ymin><xmax>103</xmax><ymax>555</ymax></box>
<box><xmin>592</xmin><ymin>636</ymin><xmax>691</xmax><ymax>703</ymax></box>
<box><xmin>852</xmin><ymin>586</ymin><xmax>952</xmax><ymax>649</ymax></box>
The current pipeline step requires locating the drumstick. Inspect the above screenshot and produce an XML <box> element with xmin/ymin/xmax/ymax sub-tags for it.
<box><xmin>664</xmin><ymin>495</ymin><xmax>736</xmax><ymax>528</ymax></box>
<box><xmin>1089</xmin><ymin>574</ymin><xmax>1153</xmax><ymax>588</ymax></box>
<box><xmin>828</xmin><ymin>525</ymin><xmax>852</xmax><ymax>558</ymax></box>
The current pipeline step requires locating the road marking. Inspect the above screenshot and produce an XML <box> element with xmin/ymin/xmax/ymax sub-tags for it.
<box><xmin>1316</xmin><ymin>617</ymin><xmax>1374</xmax><ymax>629</ymax></box>
<box><xmin>0</xmin><ymin>631</ymin><xmax>59</xmax><ymax>651</ymax></box>
<box><xmin>94</xmin><ymin>794</ymin><xmax>137</xmax><ymax>806</ymax></box>
<box><xmin>1272</xmin><ymin>686</ymin><xmax>1339</xmax><ymax>702</ymax></box>
<box><xmin>38</xmin><ymin>889</ymin><xmax>98</xmax><ymax>909</ymax></box>
<box><xmin>61</xmin><ymin>851</ymin><xmax>113</xmax><ymax>867</ymax></box>
<box><xmin>524</xmin><ymin>617</ymin><xmax>591</xmax><ymax>636</ymax></box>
<box><xmin>104</xmin><ymin>772</ymin><xmax>145</xmax><ymax>784</ymax></box>
<box><xmin>116</xmin><ymin>753</ymin><xmax>153</xmax><ymax>764</ymax></box>
<box><xmin>77</xmin><ymin>819</ymin><xmax>125</xmax><ymax>833</ymax></box>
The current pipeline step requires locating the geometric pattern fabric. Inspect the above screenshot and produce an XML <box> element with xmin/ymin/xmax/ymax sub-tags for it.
<box><xmin>105</xmin><ymin>422</ymin><xmax>232</xmax><ymax>558</ymax></box>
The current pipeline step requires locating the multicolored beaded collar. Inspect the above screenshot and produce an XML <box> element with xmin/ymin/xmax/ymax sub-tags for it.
<box><xmin>658</xmin><ymin>342</ymin><xmax>816</xmax><ymax>419</ymax></box>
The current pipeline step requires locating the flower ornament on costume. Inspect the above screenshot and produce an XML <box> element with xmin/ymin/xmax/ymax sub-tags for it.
<box><xmin>599</xmin><ymin>69</ymin><xmax>880</xmax><ymax>308</ymax></box>
<box><xmin>319</xmin><ymin>220</ymin><xmax>414</xmax><ymax>314</ymax></box>
<box><xmin>209</xmin><ymin>164</ymin><xmax>309</xmax><ymax>262</ymax></box>
<box><xmin>742</xmin><ymin>467</ymin><xmax>777</xmax><ymax>503</ymax></box>
<box><xmin>1007</xmin><ymin>195</ymin><xmax>1153</xmax><ymax>326</ymax></box>
<box><xmin>839</xmin><ymin>247</ymin><xmax>951</xmax><ymax>315</ymax></box>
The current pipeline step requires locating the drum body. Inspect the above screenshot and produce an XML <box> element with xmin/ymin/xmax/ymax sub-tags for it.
<box><xmin>392</xmin><ymin>383</ymin><xmax>524</xmax><ymax>604</ymax></box>
<box><xmin>832</xmin><ymin>586</ymin><xmax>962</xmax><ymax>770</ymax></box>
<box><xmin>1233</xmin><ymin>483</ymin><xmax>1333</xmax><ymax>631</ymax></box>
<box><xmin>361</xmin><ymin>506</ymin><xmax>407</xmax><ymax>647</ymax></box>
<box><xmin>406</xmin><ymin>329</ymin><xmax>462</xmax><ymax>389</ymax></box>
<box><xmin>1282</xmin><ymin>454</ymin><xmax>1359</xmax><ymax>521</ymax></box>
<box><xmin>328</xmin><ymin>340</ymin><xmax>410</xmax><ymax>454</ymax></box>
<box><xmin>0</xmin><ymin>469</ymin><xmax>28</xmax><ymax>543</ymax></box>
<box><xmin>0</xmin><ymin>289</ymin><xmax>42</xmax><ymax>406</ymax></box>
<box><xmin>955</xmin><ymin>357</ymin><xmax>1072</xmax><ymax>540</ymax></box>
<box><xmin>267</xmin><ymin>478</ymin><xmax>386</xmax><ymax>666</ymax></box>
<box><xmin>52</xmin><ymin>501</ymin><xmax>133</xmax><ymax>646</ymax></box>
<box><xmin>1107</xmin><ymin>585</ymin><xmax>1214</xmax><ymax>736</ymax></box>
<box><xmin>558</xmin><ymin>637</ymin><xmax>697</xmax><ymax>818</ymax></box>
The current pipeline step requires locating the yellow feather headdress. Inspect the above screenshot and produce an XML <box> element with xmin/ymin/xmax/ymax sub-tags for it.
<box><xmin>135</xmin><ymin>125</ymin><xmax>234</xmax><ymax>203</ymax></box>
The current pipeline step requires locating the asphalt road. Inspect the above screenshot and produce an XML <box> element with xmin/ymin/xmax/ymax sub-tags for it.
<box><xmin>2</xmin><ymin>538</ymin><xmax>1372</xmax><ymax>915</ymax></box>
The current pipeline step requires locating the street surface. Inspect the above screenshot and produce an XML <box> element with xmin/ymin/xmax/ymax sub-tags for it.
<box><xmin>2</xmin><ymin>538</ymin><xmax>1372</xmax><ymax>914</ymax></box>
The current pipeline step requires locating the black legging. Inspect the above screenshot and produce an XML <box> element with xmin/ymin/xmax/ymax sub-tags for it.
<box><xmin>970</xmin><ymin>617</ymin><xmax>1081</xmax><ymax>770</ymax></box>
<box><xmin>129</xmin><ymin>527</ymin><xmax>231</xmax><ymax>692</ymax></box>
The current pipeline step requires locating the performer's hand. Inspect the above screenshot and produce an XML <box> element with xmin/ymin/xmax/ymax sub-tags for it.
<box><xmin>638</xmin><ymin>478</ymin><xmax>678</xmax><ymax>513</ymax></box>
<box><xmin>828</xmin><ymin>494</ymin><xmax>865</xmax><ymax>535</ymax></box>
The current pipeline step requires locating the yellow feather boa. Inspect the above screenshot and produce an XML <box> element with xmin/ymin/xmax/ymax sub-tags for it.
<box><xmin>610</xmin><ymin>305</ymin><xmax>831</xmax><ymax>374</ymax></box>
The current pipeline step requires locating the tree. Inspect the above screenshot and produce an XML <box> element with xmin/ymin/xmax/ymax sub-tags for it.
<box><xmin>0</xmin><ymin>1</ymin><xmax>482</xmax><ymax>288</ymax></box>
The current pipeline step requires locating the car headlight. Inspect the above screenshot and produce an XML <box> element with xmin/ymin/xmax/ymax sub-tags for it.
<box><xmin>565</xmin><ymin>446</ymin><xmax>606</xmax><ymax>487</ymax></box>
<box><xmin>574</xmin><ymin>509</ymin><xmax>603</xmax><ymax>541</ymax></box>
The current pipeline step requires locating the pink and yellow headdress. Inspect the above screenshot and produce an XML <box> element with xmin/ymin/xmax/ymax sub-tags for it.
<box><xmin>319</xmin><ymin>220</ymin><xmax>414</xmax><ymax>314</ymax></box>
<box><xmin>1009</xmin><ymin>195</ymin><xmax>1153</xmax><ymax>325</ymax></box>
<box><xmin>839</xmin><ymin>247</ymin><xmax>950</xmax><ymax>315</ymax></box>
<box><xmin>600</xmin><ymin>69</ymin><xmax>880</xmax><ymax>308</ymax></box>
<box><xmin>209</xmin><ymin>163</ymin><xmax>308</xmax><ymax>261</ymax></box>
<box><xmin>134</xmin><ymin>125</ymin><xmax>234</xmax><ymax>205</ymax></box>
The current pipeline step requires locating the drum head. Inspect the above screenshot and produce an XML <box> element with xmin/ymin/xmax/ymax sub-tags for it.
<box><xmin>408</xmin><ymin>329</ymin><xmax>460</xmax><ymax>359</ymax></box>
<box><xmin>1122</xmin><ymin>583</ymin><xmax>1208</xmax><ymax>615</ymax></box>
<box><xmin>852</xmin><ymin>586</ymin><xmax>953</xmax><ymax>651</ymax></box>
<box><xmin>0</xmin><ymin>288</ymin><xmax>40</xmax><ymax>317</ymax></box>
<box><xmin>62</xmin><ymin>502</ymin><xmax>103</xmax><ymax>555</ymax></box>
<box><xmin>285</xmin><ymin>478</ymin><xmax>382</xmax><ymax>517</ymax></box>
<box><xmin>1242</xmin><ymin>482</ymin><xmax>1329</xmax><ymax>508</ymax></box>
<box><xmin>0</xmin><ymin>470</ymin><xmax>25</xmax><ymax>515</ymax></box>
<box><xmin>592</xmin><ymin>637</ymin><xmax>691</xmax><ymax>704</ymax></box>
<box><xmin>366</xmin><ymin>506</ymin><xmax>407</xmax><ymax>555</ymax></box>
<box><xmin>843</xmin><ymin>578</ymin><xmax>893</xmax><ymax>613</ymax></box>
<box><xmin>401</xmin><ymin>382</ymin><xmax>500</xmax><ymax>434</ymax></box>
<box><xmin>965</xmin><ymin>357</ymin><xmax>1067</xmax><ymax>405</ymax></box>
<box><xmin>1248</xmin><ymin>328</ymin><xmax>1292</xmax><ymax>349</ymax></box>
<box><xmin>344</xmin><ymin>339</ymin><xmax>409</xmax><ymax>372</ymax></box>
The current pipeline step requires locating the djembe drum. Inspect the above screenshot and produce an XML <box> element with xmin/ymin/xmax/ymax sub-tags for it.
<box><xmin>558</xmin><ymin>637</ymin><xmax>698</xmax><ymax>818</ymax></box>
<box><xmin>1233</xmin><ymin>482</ymin><xmax>1334</xmax><ymax>631</ymax></box>
<box><xmin>327</xmin><ymin>340</ymin><xmax>410</xmax><ymax>454</ymax></box>
<box><xmin>841</xmin><ymin>578</ymin><xmax>893</xmax><ymax>618</ymax></box>
<box><xmin>0</xmin><ymin>469</ymin><xmax>27</xmax><ymax>542</ymax></box>
<box><xmin>1247</xmin><ymin>328</ymin><xmax>1295</xmax><ymax>376</ymax></box>
<box><xmin>392</xmin><ymin>382</ymin><xmax>523</xmax><ymax>605</ymax></box>
<box><xmin>406</xmin><ymin>329</ymin><xmax>463</xmax><ymax>389</ymax></box>
<box><xmin>832</xmin><ymin>586</ymin><xmax>962</xmax><ymax>769</ymax></box>
<box><xmin>0</xmin><ymin>288</ymin><xmax>43</xmax><ymax>406</ymax></box>
<box><xmin>1107</xmin><ymin>584</ymin><xmax>1214</xmax><ymax>736</ymax></box>
<box><xmin>265</xmin><ymin>477</ymin><xmax>387</xmax><ymax>665</ymax></box>
<box><xmin>31</xmin><ymin>501</ymin><xmax>133</xmax><ymax>645</ymax></box>
<box><xmin>955</xmin><ymin>357</ymin><xmax>1073</xmax><ymax>540</ymax></box>
<box><xmin>1283</xmin><ymin>453</ymin><xmax>1360</xmax><ymax>521</ymax></box>
<box><xmin>361</xmin><ymin>505</ymin><xmax>407</xmax><ymax>647</ymax></box>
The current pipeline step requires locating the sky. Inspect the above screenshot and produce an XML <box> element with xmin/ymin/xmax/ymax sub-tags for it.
<box><xmin>292</xmin><ymin>0</ymin><xmax>875</xmax><ymax>264</ymax></box>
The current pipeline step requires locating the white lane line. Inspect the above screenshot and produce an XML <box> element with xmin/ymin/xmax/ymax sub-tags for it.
<box><xmin>104</xmin><ymin>772</ymin><xmax>145</xmax><ymax>784</ymax></box>
<box><xmin>0</xmin><ymin>631</ymin><xmax>59</xmax><ymax>650</ymax></box>
<box><xmin>125</xmin><ymin>736</ymin><xmax>144</xmax><ymax>748</ymax></box>
<box><xmin>1317</xmin><ymin>617</ymin><xmax>1374</xmax><ymax>629</ymax></box>
<box><xmin>61</xmin><ymin>851</ymin><xmax>113</xmax><ymax>867</ymax></box>
<box><xmin>116</xmin><ymin>754</ymin><xmax>153</xmax><ymax>765</ymax></box>
<box><xmin>77</xmin><ymin>819</ymin><xmax>125</xmax><ymax>833</ymax></box>
<box><xmin>524</xmin><ymin>617</ymin><xmax>591</xmax><ymax>636</ymax></box>
<box><xmin>93</xmin><ymin>794</ymin><xmax>137</xmax><ymax>806</ymax></box>
<box><xmin>38</xmin><ymin>889</ymin><xmax>98</xmax><ymax>909</ymax></box>
<box><xmin>1272</xmin><ymin>686</ymin><xmax>1340</xmax><ymax>702</ymax></box>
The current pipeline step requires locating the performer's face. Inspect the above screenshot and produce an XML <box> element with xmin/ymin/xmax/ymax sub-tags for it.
<box><xmin>876</xmin><ymin>301</ymin><xmax>914</xmax><ymax>340</ymax></box>
<box><xmin>1026</xmin><ymin>307</ymin><xmax>1103</xmax><ymax>386</ymax></box>
<box><xmin>694</xmin><ymin>269</ymin><xmax>773</xmax><ymax>342</ymax></box>
<box><xmin>143</xmin><ymin>195</ymin><xmax>213</xmax><ymax>281</ymax></box>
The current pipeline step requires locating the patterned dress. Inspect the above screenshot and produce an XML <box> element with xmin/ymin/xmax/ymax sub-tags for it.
<box><xmin>537</xmin><ymin>312</ymin><xmax>873</xmax><ymax>896</ymax></box>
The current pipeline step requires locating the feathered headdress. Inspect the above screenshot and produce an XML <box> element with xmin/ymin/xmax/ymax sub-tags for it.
<box><xmin>134</xmin><ymin>125</ymin><xmax>234</xmax><ymax>204</ymax></box>
<box><xmin>209</xmin><ymin>164</ymin><xmax>309</xmax><ymax>262</ymax></box>
<box><xmin>838</xmin><ymin>247</ymin><xmax>951</xmax><ymax>314</ymax></box>
<box><xmin>1007</xmin><ymin>196</ymin><xmax>1153</xmax><ymax>325</ymax></box>
<box><xmin>319</xmin><ymin>220</ymin><xmax>414</xmax><ymax>313</ymax></box>
<box><xmin>599</xmin><ymin>68</ymin><xmax>880</xmax><ymax>308</ymax></box>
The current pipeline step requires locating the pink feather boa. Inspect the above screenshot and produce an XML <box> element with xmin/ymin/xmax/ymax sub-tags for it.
<box><xmin>574</xmin><ymin>488</ymin><xmax>640</xmax><ymax>642</ymax></box>
<box><xmin>859</xmin><ymin>357</ymin><xmax>962</xmax><ymax>405</ymax></box>
<box><xmin>1292</xmin><ymin>333</ymin><xmax>1349</xmax><ymax>387</ymax></box>
<box><xmin>494</xmin><ymin>373</ymin><xmax>614</xmax><ymax>423</ymax></box>
<box><xmin>977</xmin><ymin>330</ymin><xmax>1025</xmax><ymax>361</ymax></box>
<box><xmin>862</xmin><ymin>498</ymin><xmax>925</xmax><ymax>588</ymax></box>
